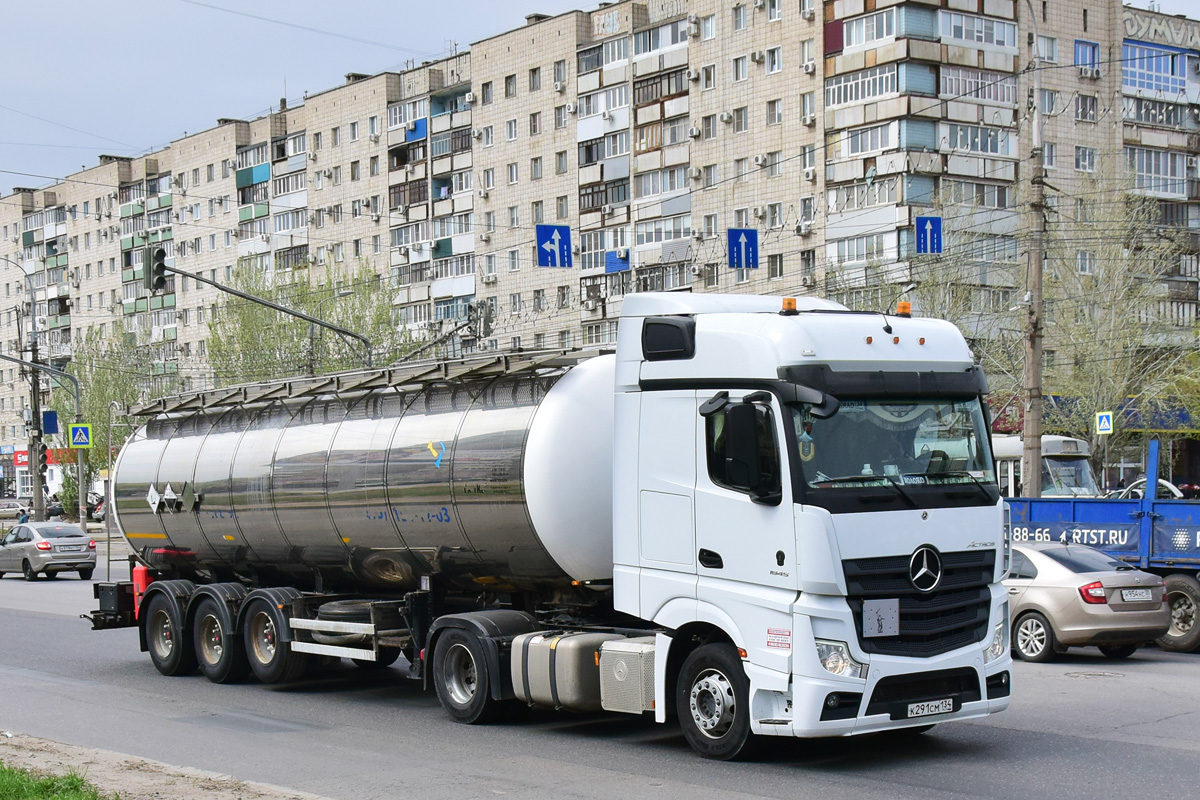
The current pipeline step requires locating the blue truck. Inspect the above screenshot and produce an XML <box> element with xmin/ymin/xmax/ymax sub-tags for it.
<box><xmin>1006</xmin><ymin>439</ymin><xmax>1200</xmax><ymax>652</ymax></box>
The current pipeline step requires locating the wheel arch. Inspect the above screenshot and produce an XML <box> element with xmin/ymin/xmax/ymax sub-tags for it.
<box><xmin>236</xmin><ymin>586</ymin><xmax>303</xmax><ymax>643</ymax></box>
<box><xmin>137</xmin><ymin>579</ymin><xmax>197</xmax><ymax>652</ymax></box>
<box><xmin>425</xmin><ymin>610</ymin><xmax>540</xmax><ymax>700</ymax></box>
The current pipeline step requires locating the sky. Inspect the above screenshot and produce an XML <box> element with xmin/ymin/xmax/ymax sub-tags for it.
<box><xmin>0</xmin><ymin>0</ymin><xmax>1197</xmax><ymax>198</ymax></box>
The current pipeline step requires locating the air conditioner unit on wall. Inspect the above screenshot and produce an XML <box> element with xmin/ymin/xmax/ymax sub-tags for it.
<box><xmin>803</xmin><ymin>167</ymin><xmax>817</xmax><ymax>182</ymax></box>
<box><xmin>690</xmin><ymin>265</ymin><xmax>703</xmax><ymax>276</ymax></box>
<box><xmin>801</xmin><ymin>8</ymin><xmax>816</xmax><ymax>20</ymax></box>
<box><xmin>482</xmin><ymin>273</ymin><xmax>497</xmax><ymax>284</ymax></box>
<box><xmin>565</xmin><ymin>102</ymin><xmax>577</xmax><ymax>114</ymax></box>
<box><xmin>750</xmin><ymin>51</ymin><xmax>765</xmax><ymax>64</ymax></box>
<box><xmin>465</xmin><ymin>91</ymin><xmax>476</xmax><ymax>103</ymax></box>
<box><xmin>615</xmin><ymin>247</ymin><xmax>628</xmax><ymax>259</ymax></box>
<box><xmin>753</xmin><ymin>154</ymin><xmax>767</xmax><ymax>167</ymax></box>
<box><xmin>719</xmin><ymin>111</ymin><xmax>733</xmax><ymax>123</ymax></box>
<box><xmin>689</xmin><ymin>167</ymin><xmax>703</xmax><ymax>180</ymax></box>
<box><xmin>688</xmin><ymin>126</ymin><xmax>702</xmax><ymax>139</ymax></box>
<box><xmin>553</xmin><ymin>81</ymin><xmax>566</xmax><ymax>93</ymax></box>
<box><xmin>796</xmin><ymin>221</ymin><xmax>812</xmax><ymax>236</ymax></box>
<box><xmin>686</xmin><ymin>68</ymin><xmax>700</xmax><ymax>82</ymax></box>
<box><xmin>801</xmin><ymin>275</ymin><xmax>816</xmax><ymax>287</ymax></box>
<box><xmin>804</xmin><ymin>61</ymin><xmax>816</xmax><ymax>75</ymax></box>
<box><xmin>802</xmin><ymin>114</ymin><xmax>816</xmax><ymax>126</ymax></box>
<box><xmin>582</xmin><ymin>298</ymin><xmax>598</xmax><ymax>311</ymax></box>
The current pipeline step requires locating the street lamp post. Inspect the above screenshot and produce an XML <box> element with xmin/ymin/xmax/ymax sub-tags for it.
<box><xmin>0</xmin><ymin>254</ymin><xmax>46</xmax><ymax>519</ymax></box>
<box><xmin>307</xmin><ymin>289</ymin><xmax>354</xmax><ymax>376</ymax></box>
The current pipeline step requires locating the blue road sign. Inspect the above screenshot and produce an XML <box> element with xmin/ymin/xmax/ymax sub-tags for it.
<box><xmin>43</xmin><ymin>411</ymin><xmax>59</xmax><ymax>436</ymax></box>
<box><xmin>1096</xmin><ymin>411</ymin><xmax>1114</xmax><ymax>436</ymax></box>
<box><xmin>915</xmin><ymin>216</ymin><xmax>943</xmax><ymax>254</ymax></box>
<box><xmin>0</xmin><ymin>445</ymin><xmax>13</xmax><ymax>455</ymax></box>
<box><xmin>535</xmin><ymin>224</ymin><xmax>573</xmax><ymax>268</ymax></box>
<box><xmin>69</xmin><ymin>423</ymin><xmax>92</xmax><ymax>449</ymax></box>
<box><xmin>727</xmin><ymin>228</ymin><xmax>759</xmax><ymax>269</ymax></box>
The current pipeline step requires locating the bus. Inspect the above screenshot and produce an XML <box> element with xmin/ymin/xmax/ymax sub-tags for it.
<box><xmin>991</xmin><ymin>434</ymin><xmax>1100</xmax><ymax>498</ymax></box>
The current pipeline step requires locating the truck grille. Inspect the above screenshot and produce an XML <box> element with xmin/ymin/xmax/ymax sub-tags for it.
<box><xmin>843</xmin><ymin>550</ymin><xmax>994</xmax><ymax>658</ymax></box>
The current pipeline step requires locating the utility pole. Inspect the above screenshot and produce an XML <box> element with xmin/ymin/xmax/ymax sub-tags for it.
<box><xmin>1022</xmin><ymin>0</ymin><xmax>1046</xmax><ymax>498</ymax></box>
<box><xmin>28</xmin><ymin>303</ymin><xmax>45</xmax><ymax>520</ymax></box>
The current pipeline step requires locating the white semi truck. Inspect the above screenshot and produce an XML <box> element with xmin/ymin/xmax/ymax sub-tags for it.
<box><xmin>90</xmin><ymin>293</ymin><xmax>1011</xmax><ymax>759</ymax></box>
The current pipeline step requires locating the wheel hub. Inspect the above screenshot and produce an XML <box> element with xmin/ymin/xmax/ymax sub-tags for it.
<box><xmin>689</xmin><ymin>669</ymin><xmax>736</xmax><ymax>739</ymax></box>
<box><xmin>1168</xmin><ymin>593</ymin><xmax>1195</xmax><ymax>637</ymax></box>
<box><xmin>444</xmin><ymin>643</ymin><xmax>478</xmax><ymax>706</ymax></box>
<box><xmin>1018</xmin><ymin>619</ymin><xmax>1046</xmax><ymax>656</ymax></box>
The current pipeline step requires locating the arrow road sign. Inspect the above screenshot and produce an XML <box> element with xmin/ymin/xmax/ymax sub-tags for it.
<box><xmin>69</xmin><ymin>423</ymin><xmax>92</xmax><ymax>449</ymax></box>
<box><xmin>915</xmin><ymin>216</ymin><xmax>942</xmax><ymax>254</ymax></box>
<box><xmin>535</xmin><ymin>224</ymin><xmax>573</xmax><ymax>268</ymax></box>
<box><xmin>727</xmin><ymin>228</ymin><xmax>759</xmax><ymax>269</ymax></box>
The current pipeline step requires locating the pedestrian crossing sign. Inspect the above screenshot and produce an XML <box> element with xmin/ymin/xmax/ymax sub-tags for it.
<box><xmin>1095</xmin><ymin>412</ymin><xmax>1113</xmax><ymax>436</ymax></box>
<box><xmin>69</xmin><ymin>423</ymin><xmax>93</xmax><ymax>449</ymax></box>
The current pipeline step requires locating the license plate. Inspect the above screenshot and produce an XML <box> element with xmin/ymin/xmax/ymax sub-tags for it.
<box><xmin>59</xmin><ymin>545</ymin><xmax>82</xmax><ymax>552</ymax></box>
<box><xmin>1121</xmin><ymin>588</ymin><xmax>1152</xmax><ymax>602</ymax></box>
<box><xmin>907</xmin><ymin>698</ymin><xmax>953</xmax><ymax>718</ymax></box>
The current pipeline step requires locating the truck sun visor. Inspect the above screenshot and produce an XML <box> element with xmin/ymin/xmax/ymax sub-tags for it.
<box><xmin>779</xmin><ymin>364</ymin><xmax>988</xmax><ymax>397</ymax></box>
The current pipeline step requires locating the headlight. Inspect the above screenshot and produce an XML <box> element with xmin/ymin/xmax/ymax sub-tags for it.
<box><xmin>815</xmin><ymin>639</ymin><xmax>867</xmax><ymax>679</ymax></box>
<box><xmin>984</xmin><ymin>606</ymin><xmax>1009</xmax><ymax>663</ymax></box>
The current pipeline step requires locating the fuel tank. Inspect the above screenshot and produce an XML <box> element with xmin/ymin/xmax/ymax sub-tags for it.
<box><xmin>112</xmin><ymin>355</ymin><xmax>615</xmax><ymax>593</ymax></box>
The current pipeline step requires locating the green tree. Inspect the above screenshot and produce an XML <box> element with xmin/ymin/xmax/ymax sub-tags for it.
<box><xmin>49</xmin><ymin>321</ymin><xmax>152</xmax><ymax>518</ymax></box>
<box><xmin>207</xmin><ymin>259</ymin><xmax>413</xmax><ymax>385</ymax></box>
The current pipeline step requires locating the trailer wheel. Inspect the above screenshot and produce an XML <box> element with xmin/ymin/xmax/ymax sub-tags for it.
<box><xmin>192</xmin><ymin>597</ymin><xmax>250</xmax><ymax>684</ymax></box>
<box><xmin>676</xmin><ymin>643</ymin><xmax>756</xmax><ymax>761</ymax></box>
<box><xmin>433</xmin><ymin>629</ymin><xmax>499</xmax><ymax>724</ymax></box>
<box><xmin>242</xmin><ymin>599</ymin><xmax>308</xmax><ymax>683</ymax></box>
<box><xmin>145</xmin><ymin>593</ymin><xmax>198</xmax><ymax>676</ymax></box>
<box><xmin>1156</xmin><ymin>574</ymin><xmax>1200</xmax><ymax>653</ymax></box>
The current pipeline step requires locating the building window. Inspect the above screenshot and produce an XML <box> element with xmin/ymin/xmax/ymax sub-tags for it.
<box><xmin>1125</xmin><ymin>146</ymin><xmax>1187</xmax><ymax>196</ymax></box>
<box><xmin>556</xmin><ymin>195</ymin><xmax>569</xmax><ymax>219</ymax></box>
<box><xmin>703</xmin><ymin>213</ymin><xmax>718</xmax><ymax>237</ymax></box>
<box><xmin>767</xmin><ymin>0</ymin><xmax>781</xmax><ymax>21</ymax></box>
<box><xmin>702</xmin><ymin>114</ymin><xmax>717</xmax><ymax>140</ymax></box>
<box><xmin>765</xmin><ymin>47</ymin><xmax>782</xmax><ymax>74</ymax></box>
<box><xmin>1043</xmin><ymin>142</ymin><xmax>1057</xmax><ymax>167</ymax></box>
<box><xmin>1074</xmin><ymin>40</ymin><xmax>1099</xmax><ymax>68</ymax></box>
<box><xmin>481</xmin><ymin>81</ymin><xmax>493</xmax><ymax>104</ymax></box>
<box><xmin>732</xmin><ymin>56</ymin><xmax>748</xmax><ymax>82</ymax></box>
<box><xmin>1122</xmin><ymin>42</ymin><xmax>1185</xmax><ymax>94</ymax></box>
<box><xmin>825</xmin><ymin>64</ymin><xmax>898</xmax><ymax>107</ymax></box>
<box><xmin>554</xmin><ymin>59</ymin><xmax>566</xmax><ymax>83</ymax></box>
<box><xmin>1075</xmin><ymin>95</ymin><xmax>1097</xmax><ymax>122</ymax></box>
<box><xmin>504</xmin><ymin>74</ymin><xmax>517</xmax><ymax>98</ymax></box>
<box><xmin>844</xmin><ymin>9</ymin><xmax>895</xmax><ymax>49</ymax></box>
<box><xmin>701</xmin><ymin>64</ymin><xmax>716</xmax><ymax>90</ymax></box>
<box><xmin>940</xmin><ymin>66</ymin><xmax>1018</xmax><ymax>105</ymax></box>
<box><xmin>701</xmin><ymin>15</ymin><xmax>716</xmax><ymax>40</ymax></box>
<box><xmin>350</xmin><ymin>121</ymin><xmax>359</xmax><ymax>141</ymax></box>
<box><xmin>767</xmin><ymin>253</ymin><xmax>783</xmax><ymax>279</ymax></box>
<box><xmin>529</xmin><ymin>67</ymin><xmax>541</xmax><ymax>91</ymax></box>
<box><xmin>766</xmin><ymin>151</ymin><xmax>782</xmax><ymax>178</ymax></box>
<box><xmin>1074</xmin><ymin>145</ymin><xmax>1096</xmax><ymax>172</ymax></box>
<box><xmin>1076</xmin><ymin>250</ymin><xmax>1096</xmax><ymax>274</ymax></box>
<box><xmin>531</xmin><ymin>156</ymin><xmax>543</xmax><ymax>180</ymax></box>
<box><xmin>766</xmin><ymin>99</ymin><xmax>782</xmax><ymax>126</ymax></box>
<box><xmin>940</xmin><ymin>11</ymin><xmax>1017</xmax><ymax>47</ymax></box>
<box><xmin>506</xmin><ymin>119</ymin><xmax>517</xmax><ymax>141</ymax></box>
<box><xmin>703</xmin><ymin>164</ymin><xmax>718</xmax><ymax>188</ymax></box>
<box><xmin>732</xmin><ymin>5</ymin><xmax>747</xmax><ymax>31</ymax></box>
<box><xmin>734</xmin><ymin>158</ymin><xmax>749</xmax><ymax>182</ymax></box>
<box><xmin>529</xmin><ymin>112</ymin><xmax>542</xmax><ymax>135</ymax></box>
<box><xmin>733</xmin><ymin>107</ymin><xmax>748</xmax><ymax>133</ymax></box>
<box><xmin>946</xmin><ymin>124</ymin><xmax>1011</xmax><ymax>156</ymax></box>
<box><xmin>767</xmin><ymin>203</ymin><xmax>783</xmax><ymax>228</ymax></box>
<box><xmin>1037</xmin><ymin>35</ymin><xmax>1057</xmax><ymax>62</ymax></box>
<box><xmin>556</xmin><ymin>150</ymin><xmax>568</xmax><ymax>174</ymax></box>
<box><xmin>555</xmin><ymin>105</ymin><xmax>568</xmax><ymax>128</ymax></box>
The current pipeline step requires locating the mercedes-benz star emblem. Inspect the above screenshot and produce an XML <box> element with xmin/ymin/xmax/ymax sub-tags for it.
<box><xmin>909</xmin><ymin>546</ymin><xmax>943</xmax><ymax>593</ymax></box>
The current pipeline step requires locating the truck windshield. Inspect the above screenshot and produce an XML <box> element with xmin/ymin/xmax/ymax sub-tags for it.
<box><xmin>788</xmin><ymin>397</ymin><xmax>995</xmax><ymax>493</ymax></box>
<box><xmin>1042</xmin><ymin>456</ymin><xmax>1099</xmax><ymax>496</ymax></box>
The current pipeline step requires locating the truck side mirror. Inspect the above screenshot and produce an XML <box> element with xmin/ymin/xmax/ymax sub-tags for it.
<box><xmin>724</xmin><ymin>402</ymin><xmax>762</xmax><ymax>490</ymax></box>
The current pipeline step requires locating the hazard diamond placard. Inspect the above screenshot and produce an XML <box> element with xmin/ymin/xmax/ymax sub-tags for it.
<box><xmin>69</xmin><ymin>423</ymin><xmax>93</xmax><ymax>449</ymax></box>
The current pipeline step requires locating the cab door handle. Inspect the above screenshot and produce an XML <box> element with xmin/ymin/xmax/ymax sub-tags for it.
<box><xmin>698</xmin><ymin>549</ymin><xmax>724</xmax><ymax>569</ymax></box>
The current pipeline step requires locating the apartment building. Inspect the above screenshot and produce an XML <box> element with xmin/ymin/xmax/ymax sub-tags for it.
<box><xmin>1</xmin><ymin>0</ymin><xmax>1197</xmax><ymax>495</ymax></box>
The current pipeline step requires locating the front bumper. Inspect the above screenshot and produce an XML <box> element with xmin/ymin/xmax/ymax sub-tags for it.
<box><xmin>750</xmin><ymin>590</ymin><xmax>1012</xmax><ymax>737</ymax></box>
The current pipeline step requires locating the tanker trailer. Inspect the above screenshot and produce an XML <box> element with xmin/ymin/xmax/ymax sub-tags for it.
<box><xmin>90</xmin><ymin>292</ymin><xmax>1012</xmax><ymax>760</ymax></box>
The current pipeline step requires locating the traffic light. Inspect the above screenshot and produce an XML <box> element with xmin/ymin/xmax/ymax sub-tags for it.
<box><xmin>35</xmin><ymin>442</ymin><xmax>48</xmax><ymax>475</ymax></box>
<box><xmin>145</xmin><ymin>247</ymin><xmax>167</xmax><ymax>292</ymax></box>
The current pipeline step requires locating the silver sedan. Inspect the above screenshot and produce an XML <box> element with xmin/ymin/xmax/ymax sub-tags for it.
<box><xmin>0</xmin><ymin>522</ymin><xmax>96</xmax><ymax>581</ymax></box>
<box><xmin>1005</xmin><ymin>542</ymin><xmax>1169</xmax><ymax>661</ymax></box>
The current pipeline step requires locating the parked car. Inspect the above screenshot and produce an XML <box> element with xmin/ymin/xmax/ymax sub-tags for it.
<box><xmin>0</xmin><ymin>500</ymin><xmax>29</xmax><ymax>520</ymax></box>
<box><xmin>1110</xmin><ymin>478</ymin><xmax>1183</xmax><ymax>500</ymax></box>
<box><xmin>1005</xmin><ymin>542</ymin><xmax>1170</xmax><ymax>661</ymax></box>
<box><xmin>0</xmin><ymin>522</ymin><xmax>95</xmax><ymax>581</ymax></box>
<box><xmin>92</xmin><ymin>499</ymin><xmax>105</xmax><ymax>522</ymax></box>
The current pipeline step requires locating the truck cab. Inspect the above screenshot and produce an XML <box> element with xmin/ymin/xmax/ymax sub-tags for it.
<box><xmin>612</xmin><ymin>294</ymin><xmax>1011</xmax><ymax>756</ymax></box>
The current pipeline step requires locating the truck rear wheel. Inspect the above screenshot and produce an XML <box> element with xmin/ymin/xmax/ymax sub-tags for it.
<box><xmin>242</xmin><ymin>599</ymin><xmax>308</xmax><ymax>683</ymax></box>
<box><xmin>145</xmin><ymin>593</ymin><xmax>198</xmax><ymax>676</ymax></box>
<box><xmin>676</xmin><ymin>643</ymin><xmax>756</xmax><ymax>761</ymax></box>
<box><xmin>433</xmin><ymin>629</ymin><xmax>499</xmax><ymax>724</ymax></box>
<box><xmin>193</xmin><ymin>597</ymin><xmax>250</xmax><ymax>684</ymax></box>
<box><xmin>1156</xmin><ymin>574</ymin><xmax>1200</xmax><ymax>653</ymax></box>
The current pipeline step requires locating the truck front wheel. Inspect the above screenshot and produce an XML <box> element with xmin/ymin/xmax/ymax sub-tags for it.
<box><xmin>193</xmin><ymin>597</ymin><xmax>250</xmax><ymax>684</ymax></box>
<box><xmin>676</xmin><ymin>643</ymin><xmax>755</xmax><ymax>761</ymax></box>
<box><xmin>145</xmin><ymin>593</ymin><xmax>198</xmax><ymax>676</ymax></box>
<box><xmin>1156</xmin><ymin>574</ymin><xmax>1200</xmax><ymax>653</ymax></box>
<box><xmin>242</xmin><ymin>599</ymin><xmax>307</xmax><ymax>683</ymax></box>
<box><xmin>433</xmin><ymin>629</ymin><xmax>499</xmax><ymax>724</ymax></box>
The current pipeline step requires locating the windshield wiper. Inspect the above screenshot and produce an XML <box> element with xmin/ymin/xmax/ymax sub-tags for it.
<box><xmin>926</xmin><ymin>470</ymin><xmax>994</xmax><ymax>500</ymax></box>
<box><xmin>812</xmin><ymin>475</ymin><xmax>918</xmax><ymax>507</ymax></box>
<box><xmin>883</xmin><ymin>476</ymin><xmax>919</xmax><ymax>507</ymax></box>
<box><xmin>813</xmin><ymin>475</ymin><xmax>889</xmax><ymax>486</ymax></box>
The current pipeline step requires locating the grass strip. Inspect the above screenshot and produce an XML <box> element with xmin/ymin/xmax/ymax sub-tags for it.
<box><xmin>0</xmin><ymin>760</ymin><xmax>111</xmax><ymax>799</ymax></box>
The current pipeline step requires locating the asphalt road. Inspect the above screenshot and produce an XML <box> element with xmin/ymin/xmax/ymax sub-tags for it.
<box><xmin>1</xmin><ymin>561</ymin><xmax>1198</xmax><ymax>800</ymax></box>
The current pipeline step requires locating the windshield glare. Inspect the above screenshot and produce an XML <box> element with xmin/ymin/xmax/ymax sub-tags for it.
<box><xmin>1042</xmin><ymin>457</ymin><xmax>1099</xmax><ymax>496</ymax></box>
<box><xmin>790</xmin><ymin>397</ymin><xmax>994</xmax><ymax>488</ymax></box>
